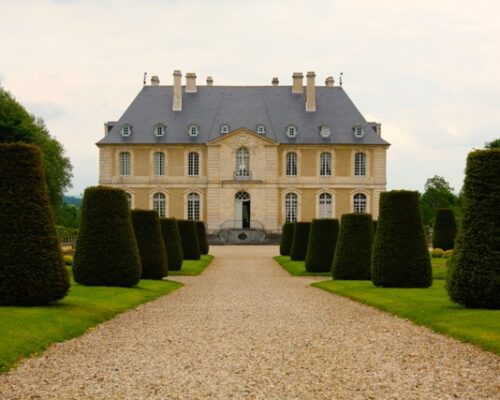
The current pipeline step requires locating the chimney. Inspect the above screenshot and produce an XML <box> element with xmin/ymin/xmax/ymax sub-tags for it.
<box><xmin>173</xmin><ymin>70</ymin><xmax>182</xmax><ymax>112</ymax></box>
<box><xmin>325</xmin><ymin>76</ymin><xmax>334</xmax><ymax>87</ymax></box>
<box><xmin>272</xmin><ymin>77</ymin><xmax>279</xmax><ymax>86</ymax></box>
<box><xmin>150</xmin><ymin>75</ymin><xmax>160</xmax><ymax>86</ymax></box>
<box><xmin>206</xmin><ymin>76</ymin><xmax>214</xmax><ymax>86</ymax></box>
<box><xmin>292</xmin><ymin>72</ymin><xmax>303</xmax><ymax>94</ymax></box>
<box><xmin>306</xmin><ymin>71</ymin><xmax>316</xmax><ymax>112</ymax></box>
<box><xmin>186</xmin><ymin>72</ymin><xmax>197</xmax><ymax>93</ymax></box>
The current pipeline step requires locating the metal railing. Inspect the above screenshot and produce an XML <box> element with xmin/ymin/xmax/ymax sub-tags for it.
<box><xmin>233</xmin><ymin>171</ymin><xmax>252</xmax><ymax>181</ymax></box>
<box><xmin>218</xmin><ymin>219</ymin><xmax>266</xmax><ymax>243</ymax></box>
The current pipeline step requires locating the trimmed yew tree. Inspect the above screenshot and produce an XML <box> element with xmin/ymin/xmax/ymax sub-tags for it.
<box><xmin>73</xmin><ymin>186</ymin><xmax>141</xmax><ymax>286</ymax></box>
<box><xmin>279</xmin><ymin>222</ymin><xmax>295</xmax><ymax>256</ymax></box>
<box><xmin>131</xmin><ymin>210</ymin><xmax>168</xmax><ymax>279</ymax></box>
<box><xmin>160</xmin><ymin>218</ymin><xmax>184</xmax><ymax>271</ymax></box>
<box><xmin>177</xmin><ymin>220</ymin><xmax>201</xmax><ymax>260</ymax></box>
<box><xmin>371</xmin><ymin>190</ymin><xmax>432</xmax><ymax>288</ymax></box>
<box><xmin>432</xmin><ymin>208</ymin><xmax>457</xmax><ymax>251</ymax></box>
<box><xmin>195</xmin><ymin>221</ymin><xmax>209</xmax><ymax>255</ymax></box>
<box><xmin>332</xmin><ymin>213</ymin><xmax>373</xmax><ymax>280</ymax></box>
<box><xmin>0</xmin><ymin>144</ymin><xmax>70</xmax><ymax>305</ymax></box>
<box><xmin>447</xmin><ymin>150</ymin><xmax>500</xmax><ymax>308</ymax></box>
<box><xmin>305</xmin><ymin>219</ymin><xmax>339</xmax><ymax>272</ymax></box>
<box><xmin>290</xmin><ymin>222</ymin><xmax>311</xmax><ymax>261</ymax></box>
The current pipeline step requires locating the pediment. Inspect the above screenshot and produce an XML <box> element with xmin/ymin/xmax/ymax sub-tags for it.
<box><xmin>208</xmin><ymin>128</ymin><xmax>279</xmax><ymax>148</ymax></box>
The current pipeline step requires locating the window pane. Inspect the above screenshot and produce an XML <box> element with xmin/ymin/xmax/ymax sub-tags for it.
<box><xmin>320</xmin><ymin>152</ymin><xmax>331</xmax><ymax>176</ymax></box>
<box><xmin>153</xmin><ymin>193</ymin><xmax>166</xmax><ymax>218</ymax></box>
<box><xmin>119</xmin><ymin>152</ymin><xmax>131</xmax><ymax>176</ymax></box>
<box><xmin>236</xmin><ymin>148</ymin><xmax>250</xmax><ymax>176</ymax></box>
<box><xmin>319</xmin><ymin>193</ymin><xmax>332</xmax><ymax>218</ymax></box>
<box><xmin>355</xmin><ymin>152</ymin><xmax>366</xmax><ymax>176</ymax></box>
<box><xmin>285</xmin><ymin>193</ymin><xmax>298</xmax><ymax>222</ymax></box>
<box><xmin>286</xmin><ymin>152</ymin><xmax>297</xmax><ymax>176</ymax></box>
<box><xmin>188</xmin><ymin>152</ymin><xmax>199</xmax><ymax>176</ymax></box>
<box><xmin>353</xmin><ymin>193</ymin><xmax>367</xmax><ymax>213</ymax></box>
<box><xmin>154</xmin><ymin>152</ymin><xmax>165</xmax><ymax>176</ymax></box>
<box><xmin>187</xmin><ymin>192</ymin><xmax>200</xmax><ymax>220</ymax></box>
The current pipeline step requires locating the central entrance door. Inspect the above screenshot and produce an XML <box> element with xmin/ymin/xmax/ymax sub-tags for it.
<box><xmin>235</xmin><ymin>191</ymin><xmax>251</xmax><ymax>228</ymax></box>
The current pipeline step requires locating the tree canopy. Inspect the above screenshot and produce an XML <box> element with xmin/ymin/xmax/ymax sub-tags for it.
<box><xmin>485</xmin><ymin>138</ymin><xmax>500</xmax><ymax>149</ymax></box>
<box><xmin>420</xmin><ymin>175</ymin><xmax>459</xmax><ymax>226</ymax></box>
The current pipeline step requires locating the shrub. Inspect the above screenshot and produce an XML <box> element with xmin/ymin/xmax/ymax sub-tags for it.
<box><xmin>305</xmin><ymin>219</ymin><xmax>339</xmax><ymax>272</ymax></box>
<box><xmin>160</xmin><ymin>218</ymin><xmax>184</xmax><ymax>271</ymax></box>
<box><xmin>447</xmin><ymin>149</ymin><xmax>500</xmax><ymax>308</ymax></box>
<box><xmin>64</xmin><ymin>255</ymin><xmax>73</xmax><ymax>266</ymax></box>
<box><xmin>131</xmin><ymin>210</ymin><xmax>168</xmax><ymax>279</ymax></box>
<box><xmin>195</xmin><ymin>221</ymin><xmax>209</xmax><ymax>255</ymax></box>
<box><xmin>290</xmin><ymin>222</ymin><xmax>311</xmax><ymax>261</ymax></box>
<box><xmin>279</xmin><ymin>222</ymin><xmax>295</xmax><ymax>256</ymax></box>
<box><xmin>73</xmin><ymin>186</ymin><xmax>141</xmax><ymax>287</ymax></box>
<box><xmin>432</xmin><ymin>209</ymin><xmax>457</xmax><ymax>251</ymax></box>
<box><xmin>332</xmin><ymin>214</ymin><xmax>373</xmax><ymax>280</ymax></box>
<box><xmin>371</xmin><ymin>190</ymin><xmax>432</xmax><ymax>288</ymax></box>
<box><xmin>373</xmin><ymin>220</ymin><xmax>378</xmax><ymax>234</ymax></box>
<box><xmin>0</xmin><ymin>144</ymin><xmax>70</xmax><ymax>305</ymax></box>
<box><xmin>443</xmin><ymin>249</ymin><xmax>453</xmax><ymax>259</ymax></box>
<box><xmin>430</xmin><ymin>248</ymin><xmax>445</xmax><ymax>258</ymax></box>
<box><xmin>177</xmin><ymin>220</ymin><xmax>201</xmax><ymax>260</ymax></box>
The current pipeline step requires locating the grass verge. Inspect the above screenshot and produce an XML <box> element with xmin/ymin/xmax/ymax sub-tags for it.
<box><xmin>313</xmin><ymin>279</ymin><xmax>500</xmax><ymax>354</ymax></box>
<box><xmin>0</xmin><ymin>278</ymin><xmax>183</xmax><ymax>373</ymax></box>
<box><xmin>169</xmin><ymin>255</ymin><xmax>214</xmax><ymax>276</ymax></box>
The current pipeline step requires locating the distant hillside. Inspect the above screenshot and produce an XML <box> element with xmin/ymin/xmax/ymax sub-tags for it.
<box><xmin>63</xmin><ymin>196</ymin><xmax>82</xmax><ymax>206</ymax></box>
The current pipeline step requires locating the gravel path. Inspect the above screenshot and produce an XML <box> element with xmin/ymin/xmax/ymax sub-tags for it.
<box><xmin>1</xmin><ymin>245</ymin><xmax>499</xmax><ymax>399</ymax></box>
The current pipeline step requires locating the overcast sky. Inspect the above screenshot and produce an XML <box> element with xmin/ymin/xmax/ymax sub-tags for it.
<box><xmin>1</xmin><ymin>0</ymin><xmax>498</xmax><ymax>196</ymax></box>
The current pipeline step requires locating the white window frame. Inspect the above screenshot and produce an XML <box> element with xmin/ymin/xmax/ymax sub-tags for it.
<box><xmin>120</xmin><ymin>124</ymin><xmax>132</xmax><ymax>137</ymax></box>
<box><xmin>285</xmin><ymin>152</ymin><xmax>298</xmax><ymax>176</ymax></box>
<box><xmin>286</xmin><ymin>125</ymin><xmax>298</xmax><ymax>138</ymax></box>
<box><xmin>318</xmin><ymin>192</ymin><xmax>333</xmax><ymax>218</ymax></box>
<box><xmin>154</xmin><ymin>124</ymin><xmax>166</xmax><ymax>137</ymax></box>
<box><xmin>319</xmin><ymin>125</ymin><xmax>331</xmax><ymax>138</ymax></box>
<box><xmin>220</xmin><ymin>124</ymin><xmax>230</xmax><ymax>134</ymax></box>
<box><xmin>354</xmin><ymin>152</ymin><xmax>367</xmax><ymax>177</ymax></box>
<box><xmin>284</xmin><ymin>192</ymin><xmax>298</xmax><ymax>223</ymax></box>
<box><xmin>320</xmin><ymin>152</ymin><xmax>332</xmax><ymax>176</ymax></box>
<box><xmin>153</xmin><ymin>151</ymin><xmax>165</xmax><ymax>176</ymax></box>
<box><xmin>153</xmin><ymin>192</ymin><xmax>166</xmax><ymax>218</ymax></box>
<box><xmin>353</xmin><ymin>192</ymin><xmax>367</xmax><ymax>213</ymax></box>
<box><xmin>188</xmin><ymin>124</ymin><xmax>200</xmax><ymax>137</ymax></box>
<box><xmin>119</xmin><ymin>152</ymin><xmax>131</xmax><ymax>176</ymax></box>
<box><xmin>188</xmin><ymin>151</ymin><xmax>200</xmax><ymax>176</ymax></box>
<box><xmin>125</xmin><ymin>192</ymin><xmax>133</xmax><ymax>209</ymax></box>
<box><xmin>353</xmin><ymin>125</ymin><xmax>365</xmax><ymax>138</ymax></box>
<box><xmin>235</xmin><ymin>147</ymin><xmax>250</xmax><ymax>177</ymax></box>
<box><xmin>256</xmin><ymin>124</ymin><xmax>266</xmax><ymax>134</ymax></box>
<box><xmin>187</xmin><ymin>192</ymin><xmax>201</xmax><ymax>221</ymax></box>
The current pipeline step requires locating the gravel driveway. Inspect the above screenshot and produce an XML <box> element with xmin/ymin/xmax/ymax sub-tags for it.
<box><xmin>1</xmin><ymin>245</ymin><xmax>499</xmax><ymax>399</ymax></box>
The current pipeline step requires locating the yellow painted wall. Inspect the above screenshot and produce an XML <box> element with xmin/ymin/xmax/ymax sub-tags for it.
<box><xmin>335</xmin><ymin>149</ymin><xmax>351</xmax><ymax>177</ymax></box>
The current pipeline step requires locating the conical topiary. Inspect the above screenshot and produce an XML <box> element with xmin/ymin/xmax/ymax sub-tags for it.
<box><xmin>177</xmin><ymin>220</ymin><xmax>201</xmax><ymax>260</ymax></box>
<box><xmin>0</xmin><ymin>144</ymin><xmax>70</xmax><ymax>305</ymax></box>
<box><xmin>195</xmin><ymin>221</ymin><xmax>209</xmax><ymax>255</ymax></box>
<box><xmin>131</xmin><ymin>210</ymin><xmax>168</xmax><ymax>279</ymax></box>
<box><xmin>447</xmin><ymin>150</ymin><xmax>500</xmax><ymax>308</ymax></box>
<box><xmin>290</xmin><ymin>222</ymin><xmax>311</xmax><ymax>261</ymax></box>
<box><xmin>371</xmin><ymin>190</ymin><xmax>432</xmax><ymax>288</ymax></box>
<box><xmin>305</xmin><ymin>219</ymin><xmax>339</xmax><ymax>272</ymax></box>
<box><xmin>432</xmin><ymin>208</ymin><xmax>457</xmax><ymax>251</ymax></box>
<box><xmin>73</xmin><ymin>186</ymin><xmax>141</xmax><ymax>286</ymax></box>
<box><xmin>279</xmin><ymin>222</ymin><xmax>295</xmax><ymax>256</ymax></box>
<box><xmin>160</xmin><ymin>218</ymin><xmax>184</xmax><ymax>271</ymax></box>
<box><xmin>332</xmin><ymin>213</ymin><xmax>373</xmax><ymax>280</ymax></box>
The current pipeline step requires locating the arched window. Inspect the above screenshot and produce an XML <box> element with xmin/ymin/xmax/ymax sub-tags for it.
<box><xmin>319</xmin><ymin>193</ymin><xmax>332</xmax><ymax>218</ymax></box>
<box><xmin>188</xmin><ymin>152</ymin><xmax>199</xmax><ymax>176</ymax></box>
<box><xmin>220</xmin><ymin>124</ymin><xmax>230</xmax><ymax>134</ymax></box>
<box><xmin>120</xmin><ymin>124</ymin><xmax>132</xmax><ymax>137</ymax></box>
<box><xmin>286</xmin><ymin>152</ymin><xmax>297</xmax><ymax>176</ymax></box>
<box><xmin>119</xmin><ymin>152</ymin><xmax>131</xmax><ymax>176</ymax></box>
<box><xmin>187</xmin><ymin>192</ymin><xmax>200</xmax><ymax>220</ymax></box>
<box><xmin>154</xmin><ymin>152</ymin><xmax>165</xmax><ymax>176</ymax></box>
<box><xmin>353</xmin><ymin>193</ymin><xmax>367</xmax><ymax>213</ymax></box>
<box><xmin>188</xmin><ymin>124</ymin><xmax>200</xmax><ymax>137</ymax></box>
<box><xmin>320</xmin><ymin>152</ymin><xmax>332</xmax><ymax>176</ymax></box>
<box><xmin>285</xmin><ymin>193</ymin><xmax>298</xmax><ymax>222</ymax></box>
<box><xmin>236</xmin><ymin>147</ymin><xmax>250</xmax><ymax>177</ymax></box>
<box><xmin>256</xmin><ymin>124</ymin><xmax>266</xmax><ymax>134</ymax></box>
<box><xmin>354</xmin><ymin>152</ymin><xmax>366</xmax><ymax>176</ymax></box>
<box><xmin>153</xmin><ymin>192</ymin><xmax>166</xmax><ymax>218</ymax></box>
<box><xmin>125</xmin><ymin>192</ymin><xmax>132</xmax><ymax>208</ymax></box>
<box><xmin>154</xmin><ymin>124</ymin><xmax>166</xmax><ymax>137</ymax></box>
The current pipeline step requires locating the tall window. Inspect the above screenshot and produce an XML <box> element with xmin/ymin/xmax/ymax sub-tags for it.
<box><xmin>286</xmin><ymin>152</ymin><xmax>297</xmax><ymax>176</ymax></box>
<box><xmin>319</xmin><ymin>193</ymin><xmax>332</xmax><ymax>218</ymax></box>
<box><xmin>236</xmin><ymin>147</ymin><xmax>250</xmax><ymax>177</ymax></box>
<box><xmin>187</xmin><ymin>192</ymin><xmax>200</xmax><ymax>220</ymax></box>
<box><xmin>285</xmin><ymin>193</ymin><xmax>298</xmax><ymax>222</ymax></box>
<box><xmin>320</xmin><ymin>152</ymin><xmax>332</xmax><ymax>176</ymax></box>
<box><xmin>119</xmin><ymin>152</ymin><xmax>131</xmax><ymax>176</ymax></box>
<box><xmin>353</xmin><ymin>193</ymin><xmax>367</xmax><ymax>213</ymax></box>
<box><xmin>354</xmin><ymin>152</ymin><xmax>366</xmax><ymax>176</ymax></box>
<box><xmin>153</xmin><ymin>192</ymin><xmax>166</xmax><ymax>217</ymax></box>
<box><xmin>125</xmin><ymin>192</ymin><xmax>132</xmax><ymax>208</ymax></box>
<box><xmin>188</xmin><ymin>152</ymin><xmax>199</xmax><ymax>176</ymax></box>
<box><xmin>154</xmin><ymin>152</ymin><xmax>165</xmax><ymax>176</ymax></box>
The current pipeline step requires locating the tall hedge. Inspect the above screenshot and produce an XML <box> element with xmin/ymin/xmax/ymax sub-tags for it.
<box><xmin>131</xmin><ymin>210</ymin><xmax>168</xmax><ymax>279</ymax></box>
<box><xmin>305</xmin><ymin>219</ymin><xmax>339</xmax><ymax>272</ymax></box>
<box><xmin>195</xmin><ymin>221</ymin><xmax>209</xmax><ymax>255</ymax></box>
<box><xmin>290</xmin><ymin>222</ymin><xmax>311</xmax><ymax>261</ymax></box>
<box><xmin>332</xmin><ymin>213</ymin><xmax>373</xmax><ymax>280</ymax></box>
<box><xmin>371</xmin><ymin>190</ymin><xmax>432</xmax><ymax>288</ymax></box>
<box><xmin>177</xmin><ymin>220</ymin><xmax>201</xmax><ymax>260</ymax></box>
<box><xmin>279</xmin><ymin>222</ymin><xmax>295</xmax><ymax>256</ymax></box>
<box><xmin>160</xmin><ymin>218</ymin><xmax>184</xmax><ymax>271</ymax></box>
<box><xmin>0</xmin><ymin>144</ymin><xmax>70</xmax><ymax>305</ymax></box>
<box><xmin>447</xmin><ymin>150</ymin><xmax>500</xmax><ymax>308</ymax></box>
<box><xmin>73</xmin><ymin>186</ymin><xmax>141</xmax><ymax>286</ymax></box>
<box><xmin>432</xmin><ymin>208</ymin><xmax>457</xmax><ymax>251</ymax></box>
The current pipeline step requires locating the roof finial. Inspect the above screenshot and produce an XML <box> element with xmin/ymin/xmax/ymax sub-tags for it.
<box><xmin>143</xmin><ymin>72</ymin><xmax>147</xmax><ymax>86</ymax></box>
<box><xmin>339</xmin><ymin>72</ymin><xmax>343</xmax><ymax>86</ymax></box>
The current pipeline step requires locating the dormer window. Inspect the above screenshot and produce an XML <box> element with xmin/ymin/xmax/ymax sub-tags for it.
<box><xmin>319</xmin><ymin>125</ymin><xmax>331</xmax><ymax>138</ymax></box>
<box><xmin>154</xmin><ymin>124</ymin><xmax>166</xmax><ymax>137</ymax></box>
<box><xmin>120</xmin><ymin>124</ymin><xmax>132</xmax><ymax>137</ymax></box>
<box><xmin>220</xmin><ymin>124</ymin><xmax>230</xmax><ymax>134</ymax></box>
<box><xmin>353</xmin><ymin>125</ymin><xmax>365</xmax><ymax>138</ymax></box>
<box><xmin>256</xmin><ymin>124</ymin><xmax>266</xmax><ymax>135</ymax></box>
<box><xmin>188</xmin><ymin>124</ymin><xmax>200</xmax><ymax>137</ymax></box>
<box><xmin>286</xmin><ymin>125</ymin><xmax>298</xmax><ymax>138</ymax></box>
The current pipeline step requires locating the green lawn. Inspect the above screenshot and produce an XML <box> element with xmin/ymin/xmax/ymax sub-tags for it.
<box><xmin>0</xmin><ymin>278</ymin><xmax>183</xmax><ymax>373</ymax></box>
<box><xmin>168</xmin><ymin>255</ymin><xmax>214</xmax><ymax>276</ymax></box>
<box><xmin>313</xmin><ymin>279</ymin><xmax>500</xmax><ymax>354</ymax></box>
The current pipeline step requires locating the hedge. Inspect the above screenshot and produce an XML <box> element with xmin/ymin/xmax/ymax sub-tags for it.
<box><xmin>332</xmin><ymin>213</ymin><xmax>373</xmax><ymax>280</ymax></box>
<box><xmin>73</xmin><ymin>186</ymin><xmax>141</xmax><ymax>286</ymax></box>
<box><xmin>290</xmin><ymin>222</ymin><xmax>311</xmax><ymax>261</ymax></box>
<box><xmin>279</xmin><ymin>222</ymin><xmax>295</xmax><ymax>256</ymax></box>
<box><xmin>195</xmin><ymin>221</ymin><xmax>209</xmax><ymax>255</ymax></box>
<box><xmin>160</xmin><ymin>218</ymin><xmax>184</xmax><ymax>271</ymax></box>
<box><xmin>371</xmin><ymin>190</ymin><xmax>432</xmax><ymax>288</ymax></box>
<box><xmin>305</xmin><ymin>219</ymin><xmax>339</xmax><ymax>272</ymax></box>
<box><xmin>447</xmin><ymin>150</ymin><xmax>500</xmax><ymax>308</ymax></box>
<box><xmin>432</xmin><ymin>208</ymin><xmax>457</xmax><ymax>251</ymax></box>
<box><xmin>131</xmin><ymin>210</ymin><xmax>168</xmax><ymax>279</ymax></box>
<box><xmin>0</xmin><ymin>144</ymin><xmax>70</xmax><ymax>305</ymax></box>
<box><xmin>177</xmin><ymin>220</ymin><xmax>201</xmax><ymax>260</ymax></box>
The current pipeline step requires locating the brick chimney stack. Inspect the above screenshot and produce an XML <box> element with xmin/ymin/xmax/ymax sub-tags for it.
<box><xmin>306</xmin><ymin>71</ymin><xmax>316</xmax><ymax>112</ymax></box>
<box><xmin>173</xmin><ymin>70</ymin><xmax>182</xmax><ymax>112</ymax></box>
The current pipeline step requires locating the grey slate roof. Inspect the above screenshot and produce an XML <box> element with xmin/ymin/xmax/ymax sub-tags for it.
<box><xmin>98</xmin><ymin>86</ymin><xmax>390</xmax><ymax>146</ymax></box>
